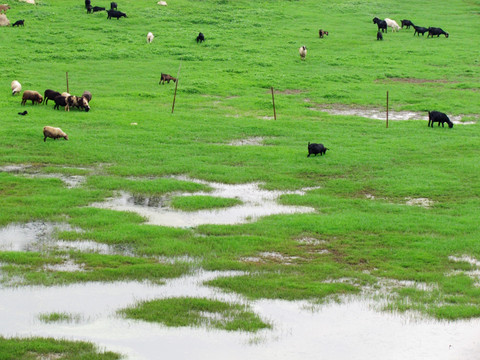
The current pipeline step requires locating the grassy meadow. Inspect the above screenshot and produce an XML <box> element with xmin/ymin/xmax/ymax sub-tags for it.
<box><xmin>1</xmin><ymin>0</ymin><xmax>480</xmax><ymax>354</ymax></box>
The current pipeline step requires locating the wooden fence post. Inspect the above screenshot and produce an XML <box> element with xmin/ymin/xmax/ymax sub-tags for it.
<box><xmin>66</xmin><ymin>72</ymin><xmax>69</xmax><ymax>94</ymax></box>
<box><xmin>271</xmin><ymin>87</ymin><xmax>276</xmax><ymax>120</ymax></box>
<box><xmin>171</xmin><ymin>62</ymin><xmax>181</xmax><ymax>114</ymax></box>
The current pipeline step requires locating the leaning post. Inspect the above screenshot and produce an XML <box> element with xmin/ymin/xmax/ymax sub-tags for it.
<box><xmin>66</xmin><ymin>72</ymin><xmax>69</xmax><ymax>94</ymax></box>
<box><xmin>271</xmin><ymin>87</ymin><xmax>277</xmax><ymax>120</ymax></box>
<box><xmin>171</xmin><ymin>62</ymin><xmax>182</xmax><ymax>114</ymax></box>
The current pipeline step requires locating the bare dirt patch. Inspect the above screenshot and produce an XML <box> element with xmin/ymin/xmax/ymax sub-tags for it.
<box><xmin>376</xmin><ymin>78</ymin><xmax>457</xmax><ymax>84</ymax></box>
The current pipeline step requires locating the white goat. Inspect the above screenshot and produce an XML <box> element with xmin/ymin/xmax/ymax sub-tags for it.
<box><xmin>385</xmin><ymin>18</ymin><xmax>400</xmax><ymax>32</ymax></box>
<box><xmin>299</xmin><ymin>46</ymin><xmax>307</xmax><ymax>60</ymax></box>
<box><xmin>147</xmin><ymin>32</ymin><xmax>154</xmax><ymax>43</ymax></box>
<box><xmin>11</xmin><ymin>80</ymin><xmax>22</xmax><ymax>95</ymax></box>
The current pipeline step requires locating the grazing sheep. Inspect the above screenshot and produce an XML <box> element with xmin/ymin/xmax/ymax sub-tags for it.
<box><xmin>373</xmin><ymin>17</ymin><xmax>387</xmax><ymax>33</ymax></box>
<box><xmin>66</xmin><ymin>95</ymin><xmax>90</xmax><ymax>112</ymax></box>
<box><xmin>43</xmin><ymin>89</ymin><xmax>61</xmax><ymax>105</ymax></box>
<box><xmin>12</xmin><ymin>20</ymin><xmax>25</xmax><ymax>27</ymax></box>
<box><xmin>53</xmin><ymin>95</ymin><xmax>67</xmax><ymax>110</ymax></box>
<box><xmin>196</xmin><ymin>32</ymin><xmax>205</xmax><ymax>43</ymax></box>
<box><xmin>110</xmin><ymin>2</ymin><xmax>117</xmax><ymax>10</ymax></box>
<box><xmin>299</xmin><ymin>45</ymin><xmax>307</xmax><ymax>60</ymax></box>
<box><xmin>0</xmin><ymin>13</ymin><xmax>10</xmax><ymax>26</ymax></box>
<box><xmin>147</xmin><ymin>32</ymin><xmax>154</xmax><ymax>43</ymax></box>
<box><xmin>377</xmin><ymin>31</ymin><xmax>383</xmax><ymax>40</ymax></box>
<box><xmin>19</xmin><ymin>0</ymin><xmax>35</xmax><ymax>3</ymax></box>
<box><xmin>11</xmin><ymin>80</ymin><xmax>22</xmax><ymax>95</ymax></box>
<box><xmin>107</xmin><ymin>9</ymin><xmax>127</xmax><ymax>19</ymax></box>
<box><xmin>319</xmin><ymin>29</ymin><xmax>329</xmax><ymax>38</ymax></box>
<box><xmin>401</xmin><ymin>19</ymin><xmax>414</xmax><ymax>29</ymax></box>
<box><xmin>93</xmin><ymin>6</ymin><xmax>106</xmax><ymax>12</ymax></box>
<box><xmin>413</xmin><ymin>25</ymin><xmax>429</xmax><ymax>36</ymax></box>
<box><xmin>21</xmin><ymin>90</ymin><xmax>43</xmax><ymax>105</ymax></box>
<box><xmin>428</xmin><ymin>27</ymin><xmax>449</xmax><ymax>38</ymax></box>
<box><xmin>43</xmin><ymin>126</ymin><xmax>68</xmax><ymax>142</ymax></box>
<box><xmin>82</xmin><ymin>91</ymin><xmax>92</xmax><ymax>102</ymax></box>
<box><xmin>307</xmin><ymin>142</ymin><xmax>329</xmax><ymax>157</ymax></box>
<box><xmin>159</xmin><ymin>73</ymin><xmax>177</xmax><ymax>84</ymax></box>
<box><xmin>158</xmin><ymin>1</ymin><xmax>167</xmax><ymax>5</ymax></box>
<box><xmin>18</xmin><ymin>111</ymin><xmax>28</xmax><ymax>116</ymax></box>
<box><xmin>0</xmin><ymin>4</ymin><xmax>10</xmax><ymax>12</ymax></box>
<box><xmin>428</xmin><ymin>111</ymin><xmax>453</xmax><ymax>128</ymax></box>
<box><xmin>385</xmin><ymin>18</ymin><xmax>401</xmax><ymax>32</ymax></box>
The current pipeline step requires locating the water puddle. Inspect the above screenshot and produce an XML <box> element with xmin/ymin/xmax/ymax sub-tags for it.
<box><xmin>0</xmin><ymin>270</ymin><xmax>479</xmax><ymax>360</ymax></box>
<box><xmin>228</xmin><ymin>137</ymin><xmax>265</xmax><ymax>146</ymax></box>
<box><xmin>90</xmin><ymin>177</ymin><xmax>318</xmax><ymax>227</ymax></box>
<box><xmin>0</xmin><ymin>165</ymin><xmax>86</xmax><ymax>188</ymax></box>
<box><xmin>307</xmin><ymin>102</ymin><xmax>477</xmax><ymax>125</ymax></box>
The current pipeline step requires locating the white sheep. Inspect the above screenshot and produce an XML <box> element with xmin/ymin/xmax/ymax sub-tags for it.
<box><xmin>11</xmin><ymin>80</ymin><xmax>22</xmax><ymax>95</ymax></box>
<box><xmin>147</xmin><ymin>32</ymin><xmax>154</xmax><ymax>44</ymax></box>
<box><xmin>157</xmin><ymin>1</ymin><xmax>167</xmax><ymax>5</ymax></box>
<box><xmin>0</xmin><ymin>13</ymin><xmax>9</xmax><ymax>26</ymax></box>
<box><xmin>43</xmin><ymin>126</ymin><xmax>68</xmax><ymax>142</ymax></box>
<box><xmin>385</xmin><ymin>18</ymin><xmax>401</xmax><ymax>32</ymax></box>
<box><xmin>299</xmin><ymin>45</ymin><xmax>307</xmax><ymax>60</ymax></box>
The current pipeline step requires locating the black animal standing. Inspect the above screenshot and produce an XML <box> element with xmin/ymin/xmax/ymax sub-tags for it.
<box><xmin>307</xmin><ymin>142</ymin><xmax>329</xmax><ymax>157</ymax></box>
<box><xmin>110</xmin><ymin>2</ymin><xmax>118</xmax><ymax>10</ymax></box>
<box><xmin>427</xmin><ymin>27</ymin><xmax>449</xmax><ymax>38</ymax></box>
<box><xmin>428</xmin><ymin>111</ymin><xmax>453</xmax><ymax>128</ymax></box>
<box><xmin>377</xmin><ymin>31</ymin><xmax>383</xmax><ymax>40</ymax></box>
<box><xmin>413</xmin><ymin>25</ymin><xmax>429</xmax><ymax>36</ymax></box>
<box><xmin>400</xmin><ymin>19</ymin><xmax>414</xmax><ymax>29</ymax></box>
<box><xmin>107</xmin><ymin>9</ymin><xmax>127</xmax><ymax>19</ymax></box>
<box><xmin>12</xmin><ymin>20</ymin><xmax>24</xmax><ymax>27</ymax></box>
<box><xmin>85</xmin><ymin>0</ymin><xmax>91</xmax><ymax>8</ymax></box>
<box><xmin>373</xmin><ymin>17</ymin><xmax>387</xmax><ymax>33</ymax></box>
<box><xmin>196</xmin><ymin>32</ymin><xmax>205</xmax><ymax>43</ymax></box>
<box><xmin>18</xmin><ymin>111</ymin><xmax>28</xmax><ymax>116</ymax></box>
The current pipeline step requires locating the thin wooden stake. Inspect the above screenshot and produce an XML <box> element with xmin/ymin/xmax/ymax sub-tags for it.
<box><xmin>386</xmin><ymin>90</ymin><xmax>389</xmax><ymax>128</ymax></box>
<box><xmin>171</xmin><ymin>62</ymin><xmax>182</xmax><ymax>114</ymax></box>
<box><xmin>271</xmin><ymin>87</ymin><xmax>276</xmax><ymax>120</ymax></box>
<box><xmin>66</xmin><ymin>72</ymin><xmax>69</xmax><ymax>94</ymax></box>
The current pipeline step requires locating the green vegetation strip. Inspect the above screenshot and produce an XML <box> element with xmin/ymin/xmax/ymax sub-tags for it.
<box><xmin>0</xmin><ymin>337</ymin><xmax>120</xmax><ymax>360</ymax></box>
<box><xmin>119</xmin><ymin>297</ymin><xmax>271</xmax><ymax>332</ymax></box>
<box><xmin>170</xmin><ymin>195</ymin><xmax>242</xmax><ymax>211</ymax></box>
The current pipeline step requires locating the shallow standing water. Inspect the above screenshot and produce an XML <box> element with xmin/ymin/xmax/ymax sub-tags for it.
<box><xmin>0</xmin><ymin>270</ymin><xmax>479</xmax><ymax>360</ymax></box>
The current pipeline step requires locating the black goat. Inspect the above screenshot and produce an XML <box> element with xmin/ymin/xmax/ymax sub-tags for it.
<box><xmin>401</xmin><ymin>19</ymin><xmax>414</xmax><ymax>29</ymax></box>
<box><xmin>373</xmin><ymin>17</ymin><xmax>387</xmax><ymax>33</ymax></box>
<box><xmin>196</xmin><ymin>32</ymin><xmax>205</xmax><ymax>43</ymax></box>
<box><xmin>428</xmin><ymin>27</ymin><xmax>449</xmax><ymax>38</ymax></box>
<box><xmin>53</xmin><ymin>95</ymin><xmax>67</xmax><ymax>110</ymax></box>
<box><xmin>107</xmin><ymin>9</ymin><xmax>127</xmax><ymax>19</ymax></box>
<box><xmin>93</xmin><ymin>6</ymin><xmax>106</xmax><ymax>12</ymax></box>
<box><xmin>413</xmin><ymin>25</ymin><xmax>429</xmax><ymax>36</ymax></box>
<box><xmin>12</xmin><ymin>20</ymin><xmax>24</xmax><ymax>27</ymax></box>
<box><xmin>428</xmin><ymin>111</ymin><xmax>453</xmax><ymax>128</ymax></box>
<box><xmin>307</xmin><ymin>142</ymin><xmax>329</xmax><ymax>157</ymax></box>
<box><xmin>18</xmin><ymin>111</ymin><xmax>28</xmax><ymax>116</ymax></box>
<box><xmin>377</xmin><ymin>31</ymin><xmax>383</xmax><ymax>40</ymax></box>
<box><xmin>110</xmin><ymin>2</ymin><xmax>117</xmax><ymax>10</ymax></box>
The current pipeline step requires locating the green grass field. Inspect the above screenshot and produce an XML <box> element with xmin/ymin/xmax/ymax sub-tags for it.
<box><xmin>1</xmin><ymin>0</ymin><xmax>480</xmax><ymax>355</ymax></box>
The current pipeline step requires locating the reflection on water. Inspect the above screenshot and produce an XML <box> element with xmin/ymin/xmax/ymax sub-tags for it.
<box><xmin>91</xmin><ymin>177</ymin><xmax>319</xmax><ymax>227</ymax></box>
<box><xmin>0</xmin><ymin>270</ymin><xmax>479</xmax><ymax>360</ymax></box>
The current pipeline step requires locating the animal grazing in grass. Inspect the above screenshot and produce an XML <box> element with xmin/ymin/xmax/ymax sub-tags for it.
<box><xmin>196</xmin><ymin>32</ymin><xmax>205</xmax><ymax>43</ymax></box>
<box><xmin>319</xmin><ymin>29</ymin><xmax>328</xmax><ymax>38</ymax></box>
<box><xmin>107</xmin><ymin>9</ymin><xmax>127</xmax><ymax>19</ymax></box>
<box><xmin>86</xmin><ymin>4</ymin><xmax>92</xmax><ymax>13</ymax></box>
<box><xmin>93</xmin><ymin>6</ymin><xmax>106</xmax><ymax>12</ymax></box>
<box><xmin>53</xmin><ymin>95</ymin><xmax>67</xmax><ymax>110</ymax></box>
<box><xmin>428</xmin><ymin>111</ymin><xmax>453</xmax><ymax>128</ymax></box>
<box><xmin>147</xmin><ymin>31</ymin><xmax>154</xmax><ymax>43</ymax></box>
<box><xmin>11</xmin><ymin>80</ymin><xmax>21</xmax><ymax>95</ymax></box>
<box><xmin>159</xmin><ymin>73</ymin><xmax>177</xmax><ymax>84</ymax></box>
<box><xmin>12</xmin><ymin>20</ymin><xmax>24</xmax><ymax>27</ymax></box>
<box><xmin>0</xmin><ymin>4</ymin><xmax>10</xmax><ymax>13</ymax></box>
<box><xmin>66</xmin><ymin>95</ymin><xmax>90</xmax><ymax>112</ymax></box>
<box><xmin>18</xmin><ymin>111</ymin><xmax>28</xmax><ymax>116</ymax></box>
<box><xmin>413</xmin><ymin>25</ymin><xmax>429</xmax><ymax>36</ymax></box>
<box><xmin>401</xmin><ymin>19</ymin><xmax>414</xmax><ymax>29</ymax></box>
<box><xmin>82</xmin><ymin>91</ymin><xmax>92</xmax><ymax>102</ymax></box>
<box><xmin>43</xmin><ymin>89</ymin><xmax>61</xmax><ymax>105</ymax></box>
<box><xmin>299</xmin><ymin>45</ymin><xmax>307</xmax><ymax>60</ymax></box>
<box><xmin>373</xmin><ymin>17</ymin><xmax>387</xmax><ymax>33</ymax></box>
<box><xmin>0</xmin><ymin>13</ymin><xmax>10</xmax><ymax>26</ymax></box>
<box><xmin>21</xmin><ymin>90</ymin><xmax>43</xmax><ymax>105</ymax></box>
<box><xmin>427</xmin><ymin>27</ymin><xmax>449</xmax><ymax>38</ymax></box>
<box><xmin>384</xmin><ymin>18</ymin><xmax>400</xmax><ymax>32</ymax></box>
<box><xmin>307</xmin><ymin>142</ymin><xmax>329</xmax><ymax>157</ymax></box>
<box><xmin>43</xmin><ymin>126</ymin><xmax>68</xmax><ymax>142</ymax></box>
<box><xmin>85</xmin><ymin>0</ymin><xmax>91</xmax><ymax>8</ymax></box>
<box><xmin>377</xmin><ymin>31</ymin><xmax>383</xmax><ymax>40</ymax></box>
<box><xmin>110</xmin><ymin>2</ymin><xmax>117</xmax><ymax>10</ymax></box>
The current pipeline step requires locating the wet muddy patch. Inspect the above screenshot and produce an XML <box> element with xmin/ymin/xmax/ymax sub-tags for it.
<box><xmin>0</xmin><ymin>164</ymin><xmax>88</xmax><ymax>188</ymax></box>
<box><xmin>90</xmin><ymin>177</ymin><xmax>318</xmax><ymax>227</ymax></box>
<box><xmin>228</xmin><ymin>137</ymin><xmax>265</xmax><ymax>146</ymax></box>
<box><xmin>306</xmin><ymin>102</ymin><xmax>477</xmax><ymax>124</ymax></box>
<box><xmin>0</xmin><ymin>270</ymin><xmax>479</xmax><ymax>360</ymax></box>
<box><xmin>405</xmin><ymin>197</ymin><xmax>434</xmax><ymax>208</ymax></box>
